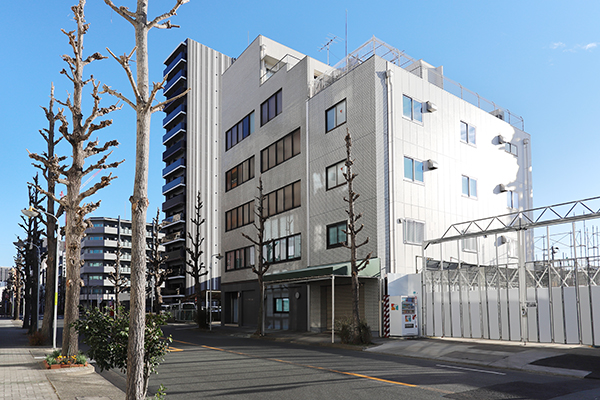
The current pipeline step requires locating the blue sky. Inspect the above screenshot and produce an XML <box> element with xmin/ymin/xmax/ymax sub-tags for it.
<box><xmin>1</xmin><ymin>0</ymin><xmax>599</xmax><ymax>266</ymax></box>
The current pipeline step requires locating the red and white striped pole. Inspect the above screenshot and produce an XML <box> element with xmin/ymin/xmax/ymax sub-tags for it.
<box><xmin>383</xmin><ymin>295</ymin><xmax>390</xmax><ymax>338</ymax></box>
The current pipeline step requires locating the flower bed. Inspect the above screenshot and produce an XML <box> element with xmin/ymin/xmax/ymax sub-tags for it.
<box><xmin>44</xmin><ymin>350</ymin><xmax>88</xmax><ymax>369</ymax></box>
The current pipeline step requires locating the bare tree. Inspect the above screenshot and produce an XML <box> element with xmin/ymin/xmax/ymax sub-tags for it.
<box><xmin>108</xmin><ymin>217</ymin><xmax>129</xmax><ymax>314</ymax></box>
<box><xmin>11</xmin><ymin>254</ymin><xmax>25</xmax><ymax>321</ymax></box>
<box><xmin>342</xmin><ymin>129</ymin><xmax>372</xmax><ymax>343</ymax></box>
<box><xmin>18</xmin><ymin>177</ymin><xmax>46</xmax><ymax>334</ymax></box>
<box><xmin>241</xmin><ymin>177</ymin><xmax>270</xmax><ymax>336</ymax></box>
<box><xmin>29</xmin><ymin>84</ymin><xmax>65</xmax><ymax>342</ymax></box>
<box><xmin>148</xmin><ymin>209</ymin><xmax>169</xmax><ymax>314</ymax></box>
<box><xmin>101</xmin><ymin>1</ymin><xmax>189</xmax><ymax>397</ymax></box>
<box><xmin>185</xmin><ymin>192</ymin><xmax>206</xmax><ymax>328</ymax></box>
<box><xmin>30</xmin><ymin>0</ymin><xmax>122</xmax><ymax>357</ymax></box>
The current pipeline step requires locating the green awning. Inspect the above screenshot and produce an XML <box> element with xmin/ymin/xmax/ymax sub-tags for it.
<box><xmin>264</xmin><ymin>258</ymin><xmax>380</xmax><ymax>284</ymax></box>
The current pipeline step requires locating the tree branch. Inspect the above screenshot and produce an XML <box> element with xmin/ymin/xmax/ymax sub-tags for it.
<box><xmin>105</xmin><ymin>47</ymin><xmax>141</xmax><ymax>106</ymax></box>
<box><xmin>148</xmin><ymin>0</ymin><xmax>189</xmax><ymax>30</ymax></box>
<box><xmin>103</xmin><ymin>0</ymin><xmax>136</xmax><ymax>25</ymax></box>
<box><xmin>150</xmin><ymin>87</ymin><xmax>191</xmax><ymax>113</ymax></box>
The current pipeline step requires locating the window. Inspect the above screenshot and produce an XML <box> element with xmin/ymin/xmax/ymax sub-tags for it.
<box><xmin>261</xmin><ymin>129</ymin><xmax>301</xmax><ymax>172</ymax></box>
<box><xmin>462</xmin><ymin>237</ymin><xmax>477</xmax><ymax>252</ymax></box>
<box><xmin>460</xmin><ymin>121</ymin><xmax>476</xmax><ymax>145</ymax></box>
<box><xmin>274</xmin><ymin>297</ymin><xmax>290</xmax><ymax>313</ymax></box>
<box><xmin>263</xmin><ymin>233</ymin><xmax>301</xmax><ymax>263</ymax></box>
<box><xmin>226</xmin><ymin>156</ymin><xmax>255</xmax><ymax>191</ymax></box>
<box><xmin>404</xmin><ymin>156</ymin><xmax>424</xmax><ymax>182</ymax></box>
<box><xmin>326</xmin><ymin>160</ymin><xmax>347</xmax><ymax>190</ymax></box>
<box><xmin>93</xmin><ymin>223</ymin><xmax>103</xmax><ymax>227</ymax></box>
<box><xmin>326</xmin><ymin>99</ymin><xmax>346</xmax><ymax>132</ymax></box>
<box><xmin>262</xmin><ymin>181</ymin><xmax>301</xmax><ymax>218</ymax></box>
<box><xmin>261</xmin><ymin>89</ymin><xmax>282</xmax><ymax>126</ymax></box>
<box><xmin>507</xmin><ymin>190</ymin><xmax>519</xmax><ymax>209</ymax></box>
<box><xmin>225</xmin><ymin>201</ymin><xmax>254</xmax><ymax>232</ymax></box>
<box><xmin>225</xmin><ymin>245</ymin><xmax>255</xmax><ymax>271</ymax></box>
<box><xmin>505</xmin><ymin>142</ymin><xmax>518</xmax><ymax>156</ymax></box>
<box><xmin>404</xmin><ymin>219</ymin><xmax>425</xmax><ymax>245</ymax></box>
<box><xmin>402</xmin><ymin>95</ymin><xmax>422</xmax><ymax>123</ymax></box>
<box><xmin>462</xmin><ymin>175</ymin><xmax>477</xmax><ymax>198</ymax></box>
<box><xmin>226</xmin><ymin>112</ymin><xmax>255</xmax><ymax>151</ymax></box>
<box><xmin>327</xmin><ymin>221</ymin><xmax>347</xmax><ymax>248</ymax></box>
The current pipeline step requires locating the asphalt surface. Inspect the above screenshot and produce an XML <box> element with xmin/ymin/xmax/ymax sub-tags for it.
<box><xmin>95</xmin><ymin>324</ymin><xmax>600</xmax><ymax>399</ymax></box>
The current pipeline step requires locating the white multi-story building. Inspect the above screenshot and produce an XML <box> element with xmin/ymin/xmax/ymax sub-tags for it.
<box><xmin>162</xmin><ymin>36</ymin><xmax>532</xmax><ymax>335</ymax></box>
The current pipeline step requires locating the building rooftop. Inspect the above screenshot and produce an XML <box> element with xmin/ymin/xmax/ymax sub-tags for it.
<box><xmin>311</xmin><ymin>36</ymin><xmax>524</xmax><ymax>130</ymax></box>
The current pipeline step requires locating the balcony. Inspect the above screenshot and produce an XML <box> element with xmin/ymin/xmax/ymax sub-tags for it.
<box><xmin>161</xmin><ymin>231</ymin><xmax>185</xmax><ymax>246</ymax></box>
<box><xmin>162</xmin><ymin>158</ymin><xmax>185</xmax><ymax>178</ymax></box>
<box><xmin>162</xmin><ymin>193</ymin><xmax>185</xmax><ymax>212</ymax></box>
<box><xmin>162</xmin><ymin>139</ymin><xmax>185</xmax><ymax>161</ymax></box>
<box><xmin>165</xmin><ymin>248</ymin><xmax>185</xmax><ymax>262</ymax></box>
<box><xmin>163</xmin><ymin>45</ymin><xmax>186</xmax><ymax>77</ymax></box>
<box><xmin>82</xmin><ymin>252</ymin><xmax>117</xmax><ymax>261</ymax></box>
<box><xmin>163</xmin><ymin>121</ymin><xmax>186</xmax><ymax>144</ymax></box>
<box><xmin>162</xmin><ymin>212</ymin><xmax>185</xmax><ymax>227</ymax></box>
<box><xmin>164</xmin><ymin>68</ymin><xmax>186</xmax><ymax>93</ymax></box>
<box><xmin>162</xmin><ymin>176</ymin><xmax>185</xmax><ymax>195</ymax></box>
<box><xmin>162</xmin><ymin>103</ymin><xmax>186</xmax><ymax>128</ymax></box>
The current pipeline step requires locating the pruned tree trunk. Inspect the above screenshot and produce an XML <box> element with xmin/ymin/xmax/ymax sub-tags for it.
<box><xmin>30</xmin><ymin>0</ymin><xmax>121</xmax><ymax>356</ymax></box>
<box><xmin>242</xmin><ymin>177</ymin><xmax>270</xmax><ymax>336</ymax></box>
<box><xmin>102</xmin><ymin>1</ymin><xmax>189</xmax><ymax>398</ymax></box>
<box><xmin>185</xmin><ymin>192</ymin><xmax>206</xmax><ymax>328</ymax></box>
<box><xmin>36</xmin><ymin>84</ymin><xmax>63</xmax><ymax>343</ymax></box>
<box><xmin>342</xmin><ymin>129</ymin><xmax>372</xmax><ymax>343</ymax></box>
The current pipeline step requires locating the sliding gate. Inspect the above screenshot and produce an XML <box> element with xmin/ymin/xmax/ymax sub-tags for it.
<box><xmin>421</xmin><ymin>196</ymin><xmax>600</xmax><ymax>345</ymax></box>
<box><xmin>422</xmin><ymin>259</ymin><xmax>600</xmax><ymax>345</ymax></box>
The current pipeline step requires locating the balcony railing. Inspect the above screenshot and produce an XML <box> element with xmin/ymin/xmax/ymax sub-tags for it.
<box><xmin>162</xmin><ymin>231</ymin><xmax>185</xmax><ymax>245</ymax></box>
<box><xmin>162</xmin><ymin>194</ymin><xmax>185</xmax><ymax>212</ymax></box>
<box><xmin>162</xmin><ymin>103</ymin><xmax>186</xmax><ymax>128</ymax></box>
<box><xmin>260</xmin><ymin>54</ymin><xmax>302</xmax><ymax>84</ymax></box>
<box><xmin>162</xmin><ymin>140</ymin><xmax>185</xmax><ymax>161</ymax></box>
<box><xmin>164</xmin><ymin>68</ymin><xmax>186</xmax><ymax>93</ymax></box>
<box><xmin>162</xmin><ymin>157</ymin><xmax>185</xmax><ymax>178</ymax></box>
<box><xmin>165</xmin><ymin>248</ymin><xmax>185</xmax><ymax>262</ymax></box>
<box><xmin>163</xmin><ymin>121</ymin><xmax>186</xmax><ymax>144</ymax></box>
<box><xmin>163</xmin><ymin>45</ymin><xmax>186</xmax><ymax>77</ymax></box>
<box><xmin>162</xmin><ymin>176</ymin><xmax>185</xmax><ymax>195</ymax></box>
<box><xmin>162</xmin><ymin>212</ymin><xmax>184</xmax><ymax>226</ymax></box>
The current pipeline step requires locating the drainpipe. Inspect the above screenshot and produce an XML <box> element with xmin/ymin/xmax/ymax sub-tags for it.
<box><xmin>384</xmin><ymin>65</ymin><xmax>395</xmax><ymax>339</ymax></box>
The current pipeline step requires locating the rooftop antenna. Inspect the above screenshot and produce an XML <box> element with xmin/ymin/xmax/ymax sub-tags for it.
<box><xmin>345</xmin><ymin>10</ymin><xmax>348</xmax><ymax>66</ymax></box>
<box><xmin>318</xmin><ymin>34</ymin><xmax>339</xmax><ymax>66</ymax></box>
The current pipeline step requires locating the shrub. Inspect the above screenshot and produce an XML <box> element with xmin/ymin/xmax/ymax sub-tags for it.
<box><xmin>73</xmin><ymin>306</ymin><xmax>171</xmax><ymax>398</ymax></box>
<box><xmin>335</xmin><ymin>317</ymin><xmax>372</xmax><ymax>345</ymax></box>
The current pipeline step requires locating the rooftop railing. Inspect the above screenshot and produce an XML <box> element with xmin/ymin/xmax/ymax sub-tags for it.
<box><xmin>260</xmin><ymin>54</ymin><xmax>302</xmax><ymax>84</ymax></box>
<box><xmin>311</xmin><ymin>36</ymin><xmax>524</xmax><ymax>130</ymax></box>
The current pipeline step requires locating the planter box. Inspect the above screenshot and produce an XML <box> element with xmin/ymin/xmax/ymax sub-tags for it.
<box><xmin>43</xmin><ymin>360</ymin><xmax>88</xmax><ymax>369</ymax></box>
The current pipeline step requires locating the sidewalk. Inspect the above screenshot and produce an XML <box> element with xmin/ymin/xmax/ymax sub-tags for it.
<box><xmin>0</xmin><ymin>318</ymin><xmax>124</xmax><ymax>400</ymax></box>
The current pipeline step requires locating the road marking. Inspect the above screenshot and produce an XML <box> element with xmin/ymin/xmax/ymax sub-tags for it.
<box><xmin>436</xmin><ymin>364</ymin><xmax>506</xmax><ymax>375</ymax></box>
<box><xmin>168</xmin><ymin>346</ymin><xmax>183</xmax><ymax>352</ymax></box>
<box><xmin>169</xmin><ymin>338</ymin><xmax>453</xmax><ymax>394</ymax></box>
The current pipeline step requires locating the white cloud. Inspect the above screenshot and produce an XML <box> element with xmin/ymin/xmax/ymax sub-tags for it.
<box><xmin>550</xmin><ymin>42</ymin><xmax>565</xmax><ymax>49</ymax></box>
<box><xmin>582</xmin><ymin>42</ymin><xmax>598</xmax><ymax>51</ymax></box>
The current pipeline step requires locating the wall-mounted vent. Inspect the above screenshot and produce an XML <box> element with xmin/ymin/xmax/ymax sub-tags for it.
<box><xmin>497</xmin><ymin>134</ymin><xmax>505</xmax><ymax>144</ymax></box>
<box><xmin>427</xmin><ymin>159</ymin><xmax>438</xmax><ymax>170</ymax></box>
<box><xmin>426</xmin><ymin>101</ymin><xmax>437</xmax><ymax>113</ymax></box>
<box><xmin>498</xmin><ymin>183</ymin><xmax>507</xmax><ymax>192</ymax></box>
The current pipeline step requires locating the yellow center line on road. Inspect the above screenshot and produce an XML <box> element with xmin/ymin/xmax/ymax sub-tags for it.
<box><xmin>169</xmin><ymin>338</ymin><xmax>452</xmax><ymax>394</ymax></box>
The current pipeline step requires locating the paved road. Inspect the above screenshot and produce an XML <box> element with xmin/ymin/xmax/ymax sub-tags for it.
<box><xmin>96</xmin><ymin>325</ymin><xmax>600</xmax><ymax>399</ymax></box>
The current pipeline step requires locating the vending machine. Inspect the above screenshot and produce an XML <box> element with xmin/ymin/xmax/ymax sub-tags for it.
<box><xmin>400</xmin><ymin>296</ymin><xmax>418</xmax><ymax>336</ymax></box>
<box><xmin>389</xmin><ymin>295</ymin><xmax>418</xmax><ymax>337</ymax></box>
